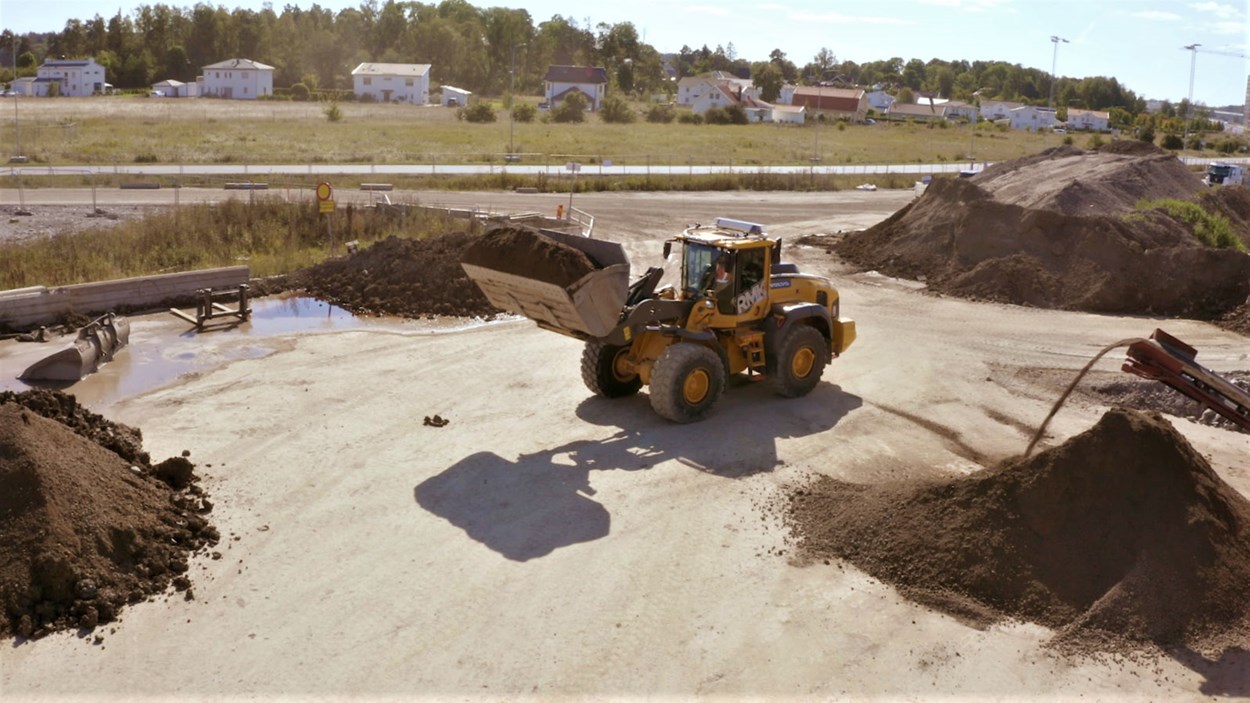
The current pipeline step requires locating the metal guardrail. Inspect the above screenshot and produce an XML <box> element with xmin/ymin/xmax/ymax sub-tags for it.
<box><xmin>568</xmin><ymin>207</ymin><xmax>594</xmax><ymax>237</ymax></box>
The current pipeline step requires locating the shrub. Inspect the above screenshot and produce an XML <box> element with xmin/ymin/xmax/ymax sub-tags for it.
<box><xmin>725</xmin><ymin>104</ymin><xmax>748</xmax><ymax>125</ymax></box>
<box><xmin>646</xmin><ymin>103</ymin><xmax>675</xmax><ymax>123</ymax></box>
<box><xmin>1137</xmin><ymin>198</ymin><xmax>1243</xmax><ymax>251</ymax></box>
<box><xmin>290</xmin><ymin>83</ymin><xmax>310</xmax><ymax>101</ymax></box>
<box><xmin>552</xmin><ymin>91</ymin><xmax>588</xmax><ymax>123</ymax></box>
<box><xmin>512</xmin><ymin>102</ymin><xmax>536</xmax><ymax>123</ymax></box>
<box><xmin>599</xmin><ymin>95</ymin><xmax>636</xmax><ymax>124</ymax></box>
<box><xmin>703</xmin><ymin>107</ymin><xmax>730</xmax><ymax>125</ymax></box>
<box><xmin>677</xmin><ymin>112</ymin><xmax>703</xmax><ymax>125</ymax></box>
<box><xmin>323</xmin><ymin>101</ymin><xmax>342</xmax><ymax>122</ymax></box>
<box><xmin>463</xmin><ymin>102</ymin><xmax>497</xmax><ymax>123</ymax></box>
<box><xmin>1086</xmin><ymin>134</ymin><xmax>1105</xmax><ymax>149</ymax></box>
<box><xmin>1062</xmin><ymin>135</ymin><xmax>1074</xmax><ymax>146</ymax></box>
<box><xmin>1160</xmin><ymin>134</ymin><xmax>1184</xmax><ymax>150</ymax></box>
<box><xmin>1138</xmin><ymin>125</ymin><xmax>1155</xmax><ymax>144</ymax></box>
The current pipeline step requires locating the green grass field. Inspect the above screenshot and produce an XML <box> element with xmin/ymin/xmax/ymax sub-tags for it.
<box><xmin>0</xmin><ymin>95</ymin><xmax>1083</xmax><ymax>167</ymax></box>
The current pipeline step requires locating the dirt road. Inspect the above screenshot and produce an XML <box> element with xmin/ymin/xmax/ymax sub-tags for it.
<box><xmin>4</xmin><ymin>188</ymin><xmax>1250</xmax><ymax>700</ymax></box>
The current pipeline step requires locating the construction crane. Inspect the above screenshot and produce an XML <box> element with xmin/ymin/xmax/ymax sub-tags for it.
<box><xmin>1180</xmin><ymin>44</ymin><xmax>1249</xmax><ymax>141</ymax></box>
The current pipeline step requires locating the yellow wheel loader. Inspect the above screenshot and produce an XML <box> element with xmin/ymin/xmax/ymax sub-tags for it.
<box><xmin>461</xmin><ymin>217</ymin><xmax>855</xmax><ymax>423</ymax></box>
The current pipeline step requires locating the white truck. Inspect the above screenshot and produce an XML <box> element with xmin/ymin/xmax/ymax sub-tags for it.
<box><xmin>1205</xmin><ymin>162</ymin><xmax>1250</xmax><ymax>187</ymax></box>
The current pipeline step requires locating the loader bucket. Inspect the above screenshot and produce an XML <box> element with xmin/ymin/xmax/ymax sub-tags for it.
<box><xmin>461</xmin><ymin>228</ymin><xmax>631</xmax><ymax>339</ymax></box>
<box><xmin>19</xmin><ymin>313</ymin><xmax>131</xmax><ymax>383</ymax></box>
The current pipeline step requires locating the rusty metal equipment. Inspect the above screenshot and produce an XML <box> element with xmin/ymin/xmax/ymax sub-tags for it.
<box><xmin>19</xmin><ymin>312</ymin><xmax>131</xmax><ymax>383</ymax></box>
<box><xmin>1123</xmin><ymin>328</ymin><xmax>1250</xmax><ymax>432</ymax></box>
<box><xmin>169</xmin><ymin>285</ymin><xmax>251</xmax><ymax>330</ymax></box>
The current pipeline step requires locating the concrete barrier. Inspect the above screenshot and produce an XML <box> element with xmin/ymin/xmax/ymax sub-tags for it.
<box><xmin>0</xmin><ymin>266</ymin><xmax>250</xmax><ymax>329</ymax></box>
<box><xmin>224</xmin><ymin>182</ymin><xmax>269</xmax><ymax>190</ymax></box>
<box><xmin>120</xmin><ymin>182</ymin><xmax>161</xmax><ymax>190</ymax></box>
<box><xmin>360</xmin><ymin>183</ymin><xmax>394</xmax><ymax>191</ymax></box>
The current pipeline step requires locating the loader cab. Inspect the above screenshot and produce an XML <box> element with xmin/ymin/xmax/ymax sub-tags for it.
<box><xmin>674</xmin><ymin>224</ymin><xmax>773</xmax><ymax>317</ymax></box>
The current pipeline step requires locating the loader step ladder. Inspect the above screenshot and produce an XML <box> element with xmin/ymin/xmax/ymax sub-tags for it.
<box><xmin>169</xmin><ymin>285</ymin><xmax>251</xmax><ymax>330</ymax></box>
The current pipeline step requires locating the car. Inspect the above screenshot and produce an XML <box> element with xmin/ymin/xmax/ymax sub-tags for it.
<box><xmin>1053</xmin><ymin>128</ymin><xmax>1066</xmax><ymax>134</ymax></box>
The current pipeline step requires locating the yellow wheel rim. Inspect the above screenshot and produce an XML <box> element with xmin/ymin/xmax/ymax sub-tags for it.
<box><xmin>682</xmin><ymin>369</ymin><xmax>711</xmax><ymax>405</ymax></box>
<box><xmin>791</xmin><ymin>347</ymin><xmax>816</xmax><ymax>379</ymax></box>
<box><xmin>612</xmin><ymin>350</ymin><xmax>633</xmax><ymax>381</ymax></box>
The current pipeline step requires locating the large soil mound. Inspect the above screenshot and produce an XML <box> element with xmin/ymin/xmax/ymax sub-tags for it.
<box><xmin>832</xmin><ymin>146</ymin><xmax>1250</xmax><ymax>317</ymax></box>
<box><xmin>295</xmin><ymin>232</ymin><xmax>497</xmax><ymax>318</ymax></box>
<box><xmin>787</xmin><ymin>408</ymin><xmax>1250</xmax><ymax>656</ymax></box>
<box><xmin>0</xmin><ymin>390</ymin><xmax>217</xmax><ymax>640</ymax></box>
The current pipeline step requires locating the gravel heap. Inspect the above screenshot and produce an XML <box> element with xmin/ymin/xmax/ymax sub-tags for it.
<box><xmin>830</xmin><ymin>144</ymin><xmax>1250</xmax><ymax>318</ymax></box>
<box><xmin>786</xmin><ymin>407</ymin><xmax>1250</xmax><ymax>657</ymax></box>
<box><xmin>0</xmin><ymin>390</ymin><xmax>217</xmax><ymax>640</ymax></box>
<box><xmin>294</xmin><ymin>232</ymin><xmax>497</xmax><ymax>319</ymax></box>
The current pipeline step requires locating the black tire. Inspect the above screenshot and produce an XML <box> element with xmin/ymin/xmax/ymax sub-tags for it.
<box><xmin>581</xmin><ymin>340</ymin><xmax>642</xmax><ymax>398</ymax></box>
<box><xmin>649</xmin><ymin>343</ymin><xmax>726</xmax><ymax>423</ymax></box>
<box><xmin>770</xmin><ymin>325</ymin><xmax>828</xmax><ymax>398</ymax></box>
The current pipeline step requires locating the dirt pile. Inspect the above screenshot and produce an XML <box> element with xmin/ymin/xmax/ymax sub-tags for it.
<box><xmin>786</xmin><ymin>407</ymin><xmax>1250</xmax><ymax>656</ymax></box>
<box><xmin>460</xmin><ymin>226</ymin><xmax>600</xmax><ymax>286</ymax></box>
<box><xmin>831</xmin><ymin>146</ymin><xmax>1250</xmax><ymax>317</ymax></box>
<box><xmin>294</xmin><ymin>232</ymin><xmax>497</xmax><ymax>319</ymax></box>
<box><xmin>0</xmin><ymin>390</ymin><xmax>217</xmax><ymax>640</ymax></box>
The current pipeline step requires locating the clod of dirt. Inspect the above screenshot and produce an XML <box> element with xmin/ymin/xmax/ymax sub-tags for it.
<box><xmin>460</xmin><ymin>226</ymin><xmax>600</xmax><ymax>288</ymax></box>
<box><xmin>0</xmin><ymin>392</ymin><xmax>217</xmax><ymax>640</ymax></box>
<box><xmin>829</xmin><ymin>147</ymin><xmax>1250</xmax><ymax>318</ymax></box>
<box><xmin>423</xmin><ymin>415</ymin><xmax>450</xmax><ymax>428</ymax></box>
<box><xmin>296</xmin><ymin>233</ymin><xmax>498</xmax><ymax>319</ymax></box>
<box><xmin>786</xmin><ymin>407</ymin><xmax>1250</xmax><ymax>657</ymax></box>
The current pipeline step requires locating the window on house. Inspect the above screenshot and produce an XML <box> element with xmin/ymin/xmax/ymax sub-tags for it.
<box><xmin>405</xmin><ymin>78</ymin><xmax>413</xmax><ymax>87</ymax></box>
<box><xmin>364</xmin><ymin>77</ymin><xmax>371</xmax><ymax>85</ymax></box>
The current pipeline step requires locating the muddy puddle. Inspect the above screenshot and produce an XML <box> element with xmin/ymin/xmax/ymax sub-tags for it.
<box><xmin>1</xmin><ymin>294</ymin><xmax>493</xmax><ymax>411</ymax></box>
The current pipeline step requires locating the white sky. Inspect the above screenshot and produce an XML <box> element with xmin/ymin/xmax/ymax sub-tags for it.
<box><xmin>3</xmin><ymin>0</ymin><xmax>1248</xmax><ymax>106</ymax></box>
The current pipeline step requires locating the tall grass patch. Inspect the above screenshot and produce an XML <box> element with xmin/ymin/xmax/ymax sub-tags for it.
<box><xmin>0</xmin><ymin>199</ymin><xmax>466</xmax><ymax>289</ymax></box>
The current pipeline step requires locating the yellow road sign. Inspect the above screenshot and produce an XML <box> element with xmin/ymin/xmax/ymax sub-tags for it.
<box><xmin>319</xmin><ymin>199</ymin><xmax>336</xmax><ymax>214</ymax></box>
<box><xmin>316</xmin><ymin>182</ymin><xmax>333</xmax><ymax>201</ymax></box>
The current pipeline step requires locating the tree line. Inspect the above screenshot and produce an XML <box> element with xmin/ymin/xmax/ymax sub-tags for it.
<box><xmin>0</xmin><ymin>0</ymin><xmax>1210</xmax><ymax>124</ymax></box>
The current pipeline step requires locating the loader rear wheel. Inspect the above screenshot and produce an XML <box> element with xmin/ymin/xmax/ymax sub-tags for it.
<box><xmin>770</xmin><ymin>325</ymin><xmax>828</xmax><ymax>398</ymax></box>
<box><xmin>581</xmin><ymin>340</ymin><xmax>642</xmax><ymax>398</ymax></box>
<box><xmin>649</xmin><ymin>343</ymin><xmax>725</xmax><ymax>423</ymax></box>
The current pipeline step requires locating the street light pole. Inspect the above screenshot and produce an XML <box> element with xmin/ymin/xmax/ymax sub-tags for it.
<box><xmin>1048</xmin><ymin>35</ymin><xmax>1069</xmax><ymax>109</ymax></box>
<box><xmin>508</xmin><ymin>42</ymin><xmax>524</xmax><ymax>159</ymax></box>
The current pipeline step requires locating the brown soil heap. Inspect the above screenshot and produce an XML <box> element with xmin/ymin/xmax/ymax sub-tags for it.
<box><xmin>296</xmin><ymin>232</ymin><xmax>497</xmax><ymax>319</ymax></box>
<box><xmin>0</xmin><ymin>390</ymin><xmax>217</xmax><ymax>640</ymax></box>
<box><xmin>460</xmin><ymin>226</ymin><xmax>600</xmax><ymax>287</ymax></box>
<box><xmin>833</xmin><ymin>145</ymin><xmax>1250</xmax><ymax>318</ymax></box>
<box><xmin>787</xmin><ymin>408</ymin><xmax>1250</xmax><ymax>656</ymax></box>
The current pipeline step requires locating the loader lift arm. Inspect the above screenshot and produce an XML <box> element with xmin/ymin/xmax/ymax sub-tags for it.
<box><xmin>1122</xmin><ymin>329</ymin><xmax>1250</xmax><ymax>432</ymax></box>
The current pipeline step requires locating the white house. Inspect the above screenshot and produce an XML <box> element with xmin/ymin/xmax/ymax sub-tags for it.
<box><xmin>980</xmin><ymin>99</ymin><xmax>1025</xmax><ymax>120</ymax></box>
<box><xmin>200</xmin><ymin>58</ymin><xmax>273</xmax><ymax>100</ymax></box>
<box><xmin>441</xmin><ymin>85</ymin><xmax>471</xmax><ymax>107</ymax></box>
<box><xmin>351</xmin><ymin>63</ymin><xmax>431</xmax><ymax>104</ymax></box>
<box><xmin>942</xmin><ymin>100</ymin><xmax>977</xmax><ymax>122</ymax></box>
<box><xmin>35</xmin><ymin>58</ymin><xmax>106</xmax><ymax>96</ymax></box>
<box><xmin>1066</xmin><ymin>108</ymin><xmax>1110</xmax><ymax>131</ymax></box>
<box><xmin>771</xmin><ymin>104</ymin><xmax>805</xmax><ymax>125</ymax></box>
<box><xmin>1009</xmin><ymin>105</ymin><xmax>1058</xmax><ymax>131</ymax></box>
<box><xmin>151</xmin><ymin>79</ymin><xmax>197</xmax><ymax>97</ymax></box>
<box><xmin>543</xmin><ymin>65</ymin><xmax>608</xmax><ymax>111</ymax></box>
<box><xmin>11</xmin><ymin>77</ymin><xmax>40</xmax><ymax>96</ymax></box>
<box><xmin>678</xmin><ymin>76</ymin><xmax>740</xmax><ymax>114</ymax></box>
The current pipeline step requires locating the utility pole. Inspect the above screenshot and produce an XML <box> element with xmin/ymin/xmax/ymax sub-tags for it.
<box><xmin>1048</xmin><ymin>35</ymin><xmax>1069</xmax><ymax>110</ymax></box>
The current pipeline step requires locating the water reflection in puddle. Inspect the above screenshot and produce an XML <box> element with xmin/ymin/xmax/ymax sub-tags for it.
<box><xmin>0</xmin><ymin>295</ymin><xmax>475</xmax><ymax>411</ymax></box>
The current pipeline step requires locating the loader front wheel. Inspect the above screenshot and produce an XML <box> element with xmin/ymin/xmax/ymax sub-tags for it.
<box><xmin>649</xmin><ymin>343</ymin><xmax>725</xmax><ymax>423</ymax></box>
<box><xmin>770</xmin><ymin>325</ymin><xmax>828</xmax><ymax>398</ymax></box>
<box><xmin>581</xmin><ymin>340</ymin><xmax>642</xmax><ymax>398</ymax></box>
